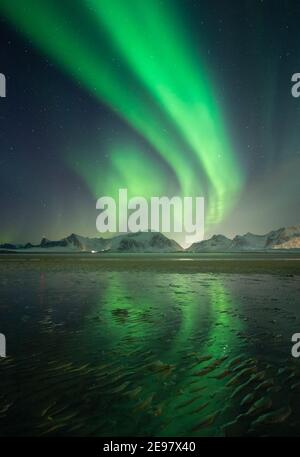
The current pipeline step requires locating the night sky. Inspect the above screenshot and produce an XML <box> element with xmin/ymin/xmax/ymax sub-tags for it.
<box><xmin>0</xmin><ymin>0</ymin><xmax>300</xmax><ymax>245</ymax></box>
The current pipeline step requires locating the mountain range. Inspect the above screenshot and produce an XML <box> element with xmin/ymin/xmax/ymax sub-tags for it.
<box><xmin>0</xmin><ymin>231</ymin><xmax>183</xmax><ymax>253</ymax></box>
<box><xmin>0</xmin><ymin>225</ymin><xmax>300</xmax><ymax>253</ymax></box>
<box><xmin>187</xmin><ymin>225</ymin><xmax>300</xmax><ymax>252</ymax></box>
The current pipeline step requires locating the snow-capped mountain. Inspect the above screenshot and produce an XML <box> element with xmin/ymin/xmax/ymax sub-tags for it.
<box><xmin>104</xmin><ymin>231</ymin><xmax>183</xmax><ymax>252</ymax></box>
<box><xmin>40</xmin><ymin>234</ymin><xmax>108</xmax><ymax>251</ymax></box>
<box><xmin>0</xmin><ymin>231</ymin><xmax>183</xmax><ymax>253</ymax></box>
<box><xmin>186</xmin><ymin>234</ymin><xmax>232</xmax><ymax>252</ymax></box>
<box><xmin>1</xmin><ymin>225</ymin><xmax>300</xmax><ymax>253</ymax></box>
<box><xmin>188</xmin><ymin>225</ymin><xmax>300</xmax><ymax>252</ymax></box>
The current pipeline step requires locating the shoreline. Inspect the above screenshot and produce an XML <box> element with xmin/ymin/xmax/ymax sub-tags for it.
<box><xmin>0</xmin><ymin>252</ymin><xmax>300</xmax><ymax>274</ymax></box>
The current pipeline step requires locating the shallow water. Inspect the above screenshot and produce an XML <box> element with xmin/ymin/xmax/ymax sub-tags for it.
<box><xmin>0</xmin><ymin>254</ymin><xmax>300</xmax><ymax>436</ymax></box>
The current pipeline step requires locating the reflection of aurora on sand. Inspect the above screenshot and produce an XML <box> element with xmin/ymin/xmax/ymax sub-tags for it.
<box><xmin>75</xmin><ymin>273</ymin><xmax>247</xmax><ymax>436</ymax></box>
<box><xmin>96</xmin><ymin>274</ymin><xmax>243</xmax><ymax>361</ymax></box>
<box><xmin>206</xmin><ymin>279</ymin><xmax>244</xmax><ymax>358</ymax></box>
<box><xmin>0</xmin><ymin>256</ymin><xmax>300</xmax><ymax>436</ymax></box>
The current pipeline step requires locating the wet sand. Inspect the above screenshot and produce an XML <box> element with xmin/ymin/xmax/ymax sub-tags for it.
<box><xmin>0</xmin><ymin>253</ymin><xmax>300</xmax><ymax>436</ymax></box>
<box><xmin>1</xmin><ymin>252</ymin><xmax>300</xmax><ymax>274</ymax></box>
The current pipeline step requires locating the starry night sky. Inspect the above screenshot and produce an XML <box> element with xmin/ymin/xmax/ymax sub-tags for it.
<box><xmin>0</xmin><ymin>0</ymin><xmax>300</xmax><ymax>245</ymax></box>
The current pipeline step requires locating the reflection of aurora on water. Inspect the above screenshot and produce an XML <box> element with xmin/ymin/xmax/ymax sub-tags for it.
<box><xmin>1</xmin><ymin>260</ymin><xmax>300</xmax><ymax>436</ymax></box>
<box><xmin>89</xmin><ymin>273</ymin><xmax>244</xmax><ymax>363</ymax></box>
<box><xmin>206</xmin><ymin>279</ymin><xmax>244</xmax><ymax>358</ymax></box>
<box><xmin>72</xmin><ymin>272</ymin><xmax>246</xmax><ymax>435</ymax></box>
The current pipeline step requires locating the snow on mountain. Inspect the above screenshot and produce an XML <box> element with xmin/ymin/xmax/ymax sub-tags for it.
<box><xmin>64</xmin><ymin>234</ymin><xmax>107</xmax><ymax>251</ymax></box>
<box><xmin>186</xmin><ymin>235</ymin><xmax>232</xmax><ymax>252</ymax></box>
<box><xmin>266</xmin><ymin>226</ymin><xmax>300</xmax><ymax>249</ymax></box>
<box><xmin>188</xmin><ymin>225</ymin><xmax>300</xmax><ymax>252</ymax></box>
<box><xmin>105</xmin><ymin>231</ymin><xmax>183</xmax><ymax>252</ymax></box>
<box><xmin>273</xmin><ymin>237</ymin><xmax>300</xmax><ymax>249</ymax></box>
<box><xmin>1</xmin><ymin>225</ymin><xmax>300</xmax><ymax>253</ymax></box>
<box><xmin>231</xmin><ymin>232</ymin><xmax>269</xmax><ymax>250</ymax></box>
<box><xmin>0</xmin><ymin>231</ymin><xmax>183</xmax><ymax>253</ymax></box>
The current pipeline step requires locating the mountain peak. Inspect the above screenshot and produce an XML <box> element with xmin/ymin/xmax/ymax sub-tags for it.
<box><xmin>188</xmin><ymin>224</ymin><xmax>300</xmax><ymax>252</ymax></box>
<box><xmin>1</xmin><ymin>225</ymin><xmax>300</xmax><ymax>253</ymax></box>
<box><xmin>1</xmin><ymin>231</ymin><xmax>183</xmax><ymax>253</ymax></box>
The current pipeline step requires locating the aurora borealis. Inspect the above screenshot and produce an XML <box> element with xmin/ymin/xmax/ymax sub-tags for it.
<box><xmin>0</xmin><ymin>0</ymin><xmax>300</xmax><ymax>244</ymax></box>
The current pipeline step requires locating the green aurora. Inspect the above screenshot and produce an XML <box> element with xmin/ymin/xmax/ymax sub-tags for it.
<box><xmin>0</xmin><ymin>0</ymin><xmax>244</xmax><ymax>239</ymax></box>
